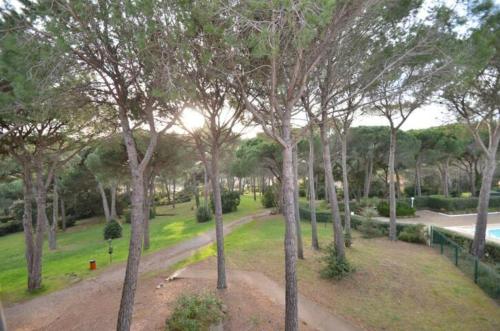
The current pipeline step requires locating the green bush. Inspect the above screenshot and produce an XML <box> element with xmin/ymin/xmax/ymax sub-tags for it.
<box><xmin>103</xmin><ymin>219</ymin><xmax>122</xmax><ymax>240</ymax></box>
<box><xmin>398</xmin><ymin>224</ymin><xmax>426</xmax><ymax>244</ymax></box>
<box><xmin>376</xmin><ymin>200</ymin><xmax>416</xmax><ymax>217</ymax></box>
<box><xmin>0</xmin><ymin>220</ymin><xmax>23</xmax><ymax>237</ymax></box>
<box><xmin>196</xmin><ymin>206</ymin><xmax>212</xmax><ymax>223</ymax></box>
<box><xmin>58</xmin><ymin>215</ymin><xmax>77</xmax><ymax>229</ymax></box>
<box><xmin>413</xmin><ymin>195</ymin><xmax>500</xmax><ymax>212</ymax></box>
<box><xmin>165</xmin><ymin>293</ymin><xmax>224</xmax><ymax>331</ymax></box>
<box><xmin>298</xmin><ymin>188</ymin><xmax>306</xmax><ymax>197</ymax></box>
<box><xmin>124</xmin><ymin>210</ymin><xmax>131</xmax><ymax>224</ymax></box>
<box><xmin>149</xmin><ymin>208</ymin><xmax>156</xmax><ymax>220</ymax></box>
<box><xmin>320</xmin><ymin>244</ymin><xmax>354</xmax><ymax>280</ymax></box>
<box><xmin>211</xmin><ymin>190</ymin><xmax>240</xmax><ymax>214</ymax></box>
<box><xmin>261</xmin><ymin>187</ymin><xmax>277</xmax><ymax>208</ymax></box>
<box><xmin>358</xmin><ymin>218</ymin><xmax>386</xmax><ymax>238</ymax></box>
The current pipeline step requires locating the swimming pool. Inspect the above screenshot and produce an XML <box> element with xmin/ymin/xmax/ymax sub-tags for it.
<box><xmin>445</xmin><ymin>225</ymin><xmax>500</xmax><ymax>243</ymax></box>
<box><xmin>488</xmin><ymin>228</ymin><xmax>500</xmax><ymax>239</ymax></box>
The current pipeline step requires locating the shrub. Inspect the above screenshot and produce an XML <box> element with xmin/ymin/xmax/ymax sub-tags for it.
<box><xmin>320</xmin><ymin>244</ymin><xmax>354</xmax><ymax>280</ymax></box>
<box><xmin>124</xmin><ymin>210</ymin><xmax>131</xmax><ymax>224</ymax></box>
<box><xmin>376</xmin><ymin>200</ymin><xmax>415</xmax><ymax>217</ymax></box>
<box><xmin>298</xmin><ymin>188</ymin><xmax>306</xmax><ymax>197</ymax></box>
<box><xmin>196</xmin><ymin>206</ymin><xmax>212</xmax><ymax>223</ymax></box>
<box><xmin>358</xmin><ymin>218</ymin><xmax>386</xmax><ymax>238</ymax></box>
<box><xmin>0</xmin><ymin>220</ymin><xmax>23</xmax><ymax>237</ymax></box>
<box><xmin>165</xmin><ymin>293</ymin><xmax>224</xmax><ymax>331</ymax></box>
<box><xmin>211</xmin><ymin>190</ymin><xmax>240</xmax><ymax>214</ymax></box>
<box><xmin>103</xmin><ymin>219</ymin><xmax>122</xmax><ymax>239</ymax></box>
<box><xmin>261</xmin><ymin>187</ymin><xmax>277</xmax><ymax>208</ymax></box>
<box><xmin>398</xmin><ymin>224</ymin><xmax>426</xmax><ymax>244</ymax></box>
<box><xmin>413</xmin><ymin>195</ymin><xmax>500</xmax><ymax>212</ymax></box>
<box><xmin>149</xmin><ymin>208</ymin><xmax>156</xmax><ymax>220</ymax></box>
<box><xmin>58</xmin><ymin>215</ymin><xmax>77</xmax><ymax>229</ymax></box>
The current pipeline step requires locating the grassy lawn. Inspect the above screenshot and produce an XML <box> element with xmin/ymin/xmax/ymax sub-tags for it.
<box><xmin>195</xmin><ymin>217</ymin><xmax>500</xmax><ymax>331</ymax></box>
<box><xmin>0</xmin><ymin>195</ymin><xmax>263</xmax><ymax>304</ymax></box>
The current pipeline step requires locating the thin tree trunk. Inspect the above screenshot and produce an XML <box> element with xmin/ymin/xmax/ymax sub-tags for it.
<box><xmin>308</xmin><ymin>128</ymin><xmax>319</xmax><ymax>250</ymax></box>
<box><xmin>143</xmin><ymin>174</ymin><xmax>151</xmax><ymax>250</ymax></box>
<box><xmin>110</xmin><ymin>184</ymin><xmax>117</xmax><ymax>220</ymax></box>
<box><xmin>282</xmin><ymin>138</ymin><xmax>298</xmax><ymax>331</ymax></box>
<box><xmin>341</xmin><ymin>135</ymin><xmax>351</xmax><ymax>244</ymax></box>
<box><xmin>363</xmin><ymin>157</ymin><xmax>373</xmax><ymax>199</ymax></box>
<box><xmin>292</xmin><ymin>145</ymin><xmax>304</xmax><ymax>259</ymax></box>
<box><xmin>166</xmin><ymin>180</ymin><xmax>171</xmax><ymax>204</ymax></box>
<box><xmin>443</xmin><ymin>158</ymin><xmax>450</xmax><ymax>197</ymax></box>
<box><xmin>319</xmin><ymin>120</ymin><xmax>346</xmax><ymax>259</ymax></box>
<box><xmin>98</xmin><ymin>182</ymin><xmax>111</xmax><ymax>222</ymax></box>
<box><xmin>395</xmin><ymin>169</ymin><xmax>401</xmax><ymax>200</ymax></box>
<box><xmin>388</xmin><ymin>129</ymin><xmax>397</xmax><ymax>241</ymax></box>
<box><xmin>49</xmin><ymin>177</ymin><xmax>58</xmax><ymax>250</ymax></box>
<box><xmin>210</xmin><ymin>145</ymin><xmax>227</xmax><ymax>289</ymax></box>
<box><xmin>472</xmin><ymin>144</ymin><xmax>499</xmax><ymax>257</ymax></box>
<box><xmin>60</xmin><ymin>196</ymin><xmax>66</xmax><ymax>231</ymax></box>
<box><xmin>415</xmin><ymin>155</ymin><xmax>422</xmax><ymax>197</ymax></box>
<box><xmin>252</xmin><ymin>177</ymin><xmax>257</xmax><ymax>201</ymax></box>
<box><xmin>172</xmin><ymin>178</ymin><xmax>176</xmax><ymax>209</ymax></box>
<box><xmin>204</xmin><ymin>168</ymin><xmax>209</xmax><ymax>208</ymax></box>
<box><xmin>471</xmin><ymin>162</ymin><xmax>477</xmax><ymax>197</ymax></box>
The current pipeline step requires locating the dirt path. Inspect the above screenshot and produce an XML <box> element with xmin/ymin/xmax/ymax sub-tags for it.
<box><xmin>172</xmin><ymin>266</ymin><xmax>360</xmax><ymax>331</ymax></box>
<box><xmin>4</xmin><ymin>211</ymin><xmax>270</xmax><ymax>331</ymax></box>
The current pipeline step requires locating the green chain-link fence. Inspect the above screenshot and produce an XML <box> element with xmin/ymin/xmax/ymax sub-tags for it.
<box><xmin>430</xmin><ymin>227</ymin><xmax>500</xmax><ymax>301</ymax></box>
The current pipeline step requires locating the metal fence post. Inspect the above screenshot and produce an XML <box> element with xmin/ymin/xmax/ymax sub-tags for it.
<box><xmin>474</xmin><ymin>258</ymin><xmax>478</xmax><ymax>284</ymax></box>
<box><xmin>440</xmin><ymin>234</ymin><xmax>444</xmax><ymax>254</ymax></box>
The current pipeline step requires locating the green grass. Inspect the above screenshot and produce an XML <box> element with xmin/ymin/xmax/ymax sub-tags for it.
<box><xmin>187</xmin><ymin>217</ymin><xmax>500</xmax><ymax>331</ymax></box>
<box><xmin>0</xmin><ymin>195</ymin><xmax>263</xmax><ymax>304</ymax></box>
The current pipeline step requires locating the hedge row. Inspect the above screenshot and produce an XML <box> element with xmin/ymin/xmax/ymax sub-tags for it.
<box><xmin>0</xmin><ymin>220</ymin><xmax>23</xmax><ymax>237</ymax></box>
<box><xmin>412</xmin><ymin>195</ymin><xmax>500</xmax><ymax>212</ymax></box>
<box><xmin>433</xmin><ymin>227</ymin><xmax>500</xmax><ymax>264</ymax></box>
<box><xmin>299</xmin><ymin>207</ymin><xmax>413</xmax><ymax>236</ymax></box>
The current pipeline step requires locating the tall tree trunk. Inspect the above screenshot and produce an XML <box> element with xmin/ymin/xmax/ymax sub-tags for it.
<box><xmin>32</xmin><ymin>164</ymin><xmax>48</xmax><ymax>291</ymax></box>
<box><xmin>308</xmin><ymin>128</ymin><xmax>319</xmax><ymax>250</ymax></box>
<box><xmin>395</xmin><ymin>169</ymin><xmax>401</xmax><ymax>200</ymax></box>
<box><xmin>21</xmin><ymin>165</ymin><xmax>38</xmax><ymax>290</ymax></box>
<box><xmin>60</xmin><ymin>196</ymin><xmax>66</xmax><ymax>231</ymax></box>
<box><xmin>110</xmin><ymin>184</ymin><xmax>118</xmax><ymax>220</ymax></box>
<box><xmin>165</xmin><ymin>180</ymin><xmax>171</xmax><ymax>204</ymax></box>
<box><xmin>319</xmin><ymin>120</ymin><xmax>346</xmax><ymax>258</ymax></box>
<box><xmin>143</xmin><ymin>175</ymin><xmax>151</xmax><ymax>251</ymax></box>
<box><xmin>388</xmin><ymin>129</ymin><xmax>397</xmax><ymax>241</ymax></box>
<box><xmin>363</xmin><ymin>156</ymin><xmax>373</xmax><ymax>199</ymax></box>
<box><xmin>49</xmin><ymin>177</ymin><xmax>58</xmax><ymax>250</ymax></box>
<box><xmin>292</xmin><ymin>146</ymin><xmax>304</xmax><ymax>259</ymax></box>
<box><xmin>340</xmin><ymin>135</ymin><xmax>351</xmax><ymax>244</ymax></box>
<box><xmin>472</xmin><ymin>150</ymin><xmax>499</xmax><ymax>257</ymax></box>
<box><xmin>116</xmin><ymin>108</ymin><xmax>148</xmax><ymax>331</ymax></box>
<box><xmin>471</xmin><ymin>162</ymin><xmax>477</xmax><ymax>197</ymax></box>
<box><xmin>282</xmin><ymin>137</ymin><xmax>298</xmax><ymax>331</ymax></box>
<box><xmin>98</xmin><ymin>182</ymin><xmax>111</xmax><ymax>222</ymax></box>
<box><xmin>210</xmin><ymin>145</ymin><xmax>227</xmax><ymax>289</ymax></box>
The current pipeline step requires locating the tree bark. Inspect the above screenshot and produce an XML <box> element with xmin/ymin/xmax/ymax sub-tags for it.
<box><xmin>252</xmin><ymin>177</ymin><xmax>257</xmax><ymax>201</ymax></box>
<box><xmin>49</xmin><ymin>177</ymin><xmax>58</xmax><ymax>250</ymax></box>
<box><xmin>319</xmin><ymin>120</ymin><xmax>346</xmax><ymax>259</ymax></box>
<box><xmin>116</xmin><ymin>106</ymin><xmax>148</xmax><ymax>331</ymax></box>
<box><xmin>282</xmin><ymin>140</ymin><xmax>298</xmax><ymax>331</ymax></box>
<box><xmin>210</xmin><ymin>145</ymin><xmax>227</xmax><ymax>289</ymax></box>
<box><xmin>472</xmin><ymin>146</ymin><xmax>499</xmax><ymax>257</ymax></box>
<box><xmin>32</xmin><ymin>164</ymin><xmax>48</xmax><ymax>291</ymax></box>
<box><xmin>110</xmin><ymin>184</ymin><xmax>118</xmax><ymax>220</ymax></box>
<box><xmin>292</xmin><ymin>145</ymin><xmax>304</xmax><ymax>259</ymax></box>
<box><xmin>395</xmin><ymin>169</ymin><xmax>402</xmax><ymax>200</ymax></box>
<box><xmin>308</xmin><ymin>128</ymin><xmax>319</xmax><ymax>250</ymax></box>
<box><xmin>340</xmin><ymin>135</ymin><xmax>351</xmax><ymax>243</ymax></box>
<box><xmin>172</xmin><ymin>178</ymin><xmax>176</xmax><ymax>209</ymax></box>
<box><xmin>98</xmin><ymin>182</ymin><xmax>111</xmax><ymax>222</ymax></box>
<box><xmin>204</xmin><ymin>168</ymin><xmax>209</xmax><ymax>208</ymax></box>
<box><xmin>363</xmin><ymin>157</ymin><xmax>373</xmax><ymax>199</ymax></box>
<box><xmin>143</xmin><ymin>175</ymin><xmax>151</xmax><ymax>251</ymax></box>
<box><xmin>388</xmin><ymin>129</ymin><xmax>397</xmax><ymax>241</ymax></box>
<box><xmin>60</xmin><ymin>196</ymin><xmax>66</xmax><ymax>231</ymax></box>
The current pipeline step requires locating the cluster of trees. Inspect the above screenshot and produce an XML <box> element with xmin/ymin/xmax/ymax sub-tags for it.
<box><xmin>0</xmin><ymin>1</ymin><xmax>498</xmax><ymax>330</ymax></box>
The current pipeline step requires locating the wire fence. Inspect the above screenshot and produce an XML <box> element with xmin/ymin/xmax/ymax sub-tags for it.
<box><xmin>430</xmin><ymin>227</ymin><xmax>500</xmax><ymax>301</ymax></box>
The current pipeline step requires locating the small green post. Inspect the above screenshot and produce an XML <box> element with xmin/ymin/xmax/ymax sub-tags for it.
<box><xmin>108</xmin><ymin>239</ymin><xmax>113</xmax><ymax>264</ymax></box>
<box><xmin>454</xmin><ymin>245</ymin><xmax>458</xmax><ymax>266</ymax></box>
<box><xmin>474</xmin><ymin>258</ymin><xmax>478</xmax><ymax>284</ymax></box>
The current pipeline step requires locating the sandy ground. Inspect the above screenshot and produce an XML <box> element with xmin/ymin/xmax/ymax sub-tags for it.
<box><xmin>4</xmin><ymin>211</ymin><xmax>272</xmax><ymax>331</ymax></box>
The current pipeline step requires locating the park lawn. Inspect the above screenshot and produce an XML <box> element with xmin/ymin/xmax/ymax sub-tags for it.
<box><xmin>0</xmin><ymin>195</ymin><xmax>263</xmax><ymax>304</ymax></box>
<box><xmin>197</xmin><ymin>217</ymin><xmax>500</xmax><ymax>331</ymax></box>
